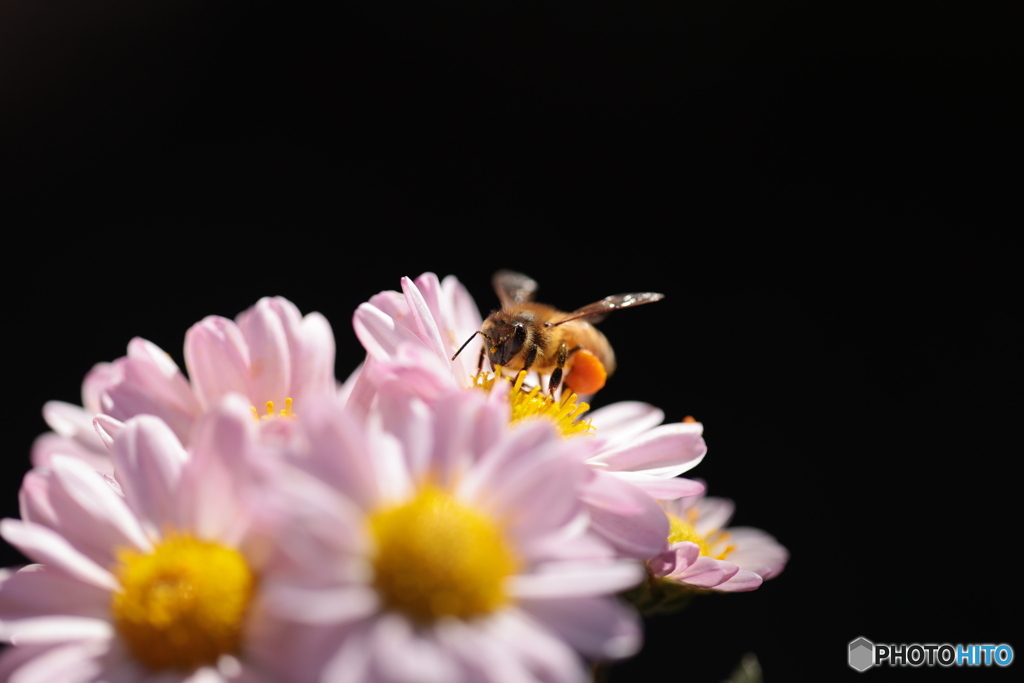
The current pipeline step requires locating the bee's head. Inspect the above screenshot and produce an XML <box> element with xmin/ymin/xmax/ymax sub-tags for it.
<box><xmin>482</xmin><ymin>312</ymin><xmax>529</xmax><ymax>367</ymax></box>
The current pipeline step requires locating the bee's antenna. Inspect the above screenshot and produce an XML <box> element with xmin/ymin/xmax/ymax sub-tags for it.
<box><xmin>451</xmin><ymin>330</ymin><xmax>490</xmax><ymax>361</ymax></box>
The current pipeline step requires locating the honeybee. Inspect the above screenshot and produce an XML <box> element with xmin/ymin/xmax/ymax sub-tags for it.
<box><xmin>452</xmin><ymin>270</ymin><xmax>663</xmax><ymax>395</ymax></box>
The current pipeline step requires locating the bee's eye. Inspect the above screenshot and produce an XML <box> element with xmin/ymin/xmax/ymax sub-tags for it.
<box><xmin>503</xmin><ymin>322</ymin><xmax>526</xmax><ymax>359</ymax></box>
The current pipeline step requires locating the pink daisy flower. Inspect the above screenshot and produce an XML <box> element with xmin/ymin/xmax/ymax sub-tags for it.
<box><xmin>259</xmin><ymin>386</ymin><xmax>644</xmax><ymax>682</ymax></box>
<box><xmin>32</xmin><ymin>297</ymin><xmax>336</xmax><ymax>474</ymax></box>
<box><xmin>346</xmin><ymin>272</ymin><xmax>484</xmax><ymax>411</ymax></box>
<box><xmin>1</xmin><ymin>396</ymin><xmax>306</xmax><ymax>681</ymax></box>
<box><xmin>351</xmin><ymin>273</ymin><xmax>706</xmax><ymax>560</ymax></box>
<box><xmin>645</xmin><ymin>487</ymin><xmax>789</xmax><ymax>597</ymax></box>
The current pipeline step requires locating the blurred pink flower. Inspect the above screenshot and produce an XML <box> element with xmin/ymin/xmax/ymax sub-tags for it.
<box><xmin>647</xmin><ymin>488</ymin><xmax>789</xmax><ymax>593</ymax></box>
<box><xmin>32</xmin><ymin>297</ymin><xmax>336</xmax><ymax>474</ymax></box>
<box><xmin>260</xmin><ymin>386</ymin><xmax>644</xmax><ymax>682</ymax></box>
<box><xmin>1</xmin><ymin>397</ymin><xmax>304</xmax><ymax>681</ymax></box>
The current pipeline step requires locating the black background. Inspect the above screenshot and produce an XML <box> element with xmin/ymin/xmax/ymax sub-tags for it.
<box><xmin>2</xmin><ymin>2</ymin><xmax>1018</xmax><ymax>681</ymax></box>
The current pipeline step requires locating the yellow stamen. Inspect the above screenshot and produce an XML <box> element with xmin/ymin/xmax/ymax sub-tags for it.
<box><xmin>667</xmin><ymin>510</ymin><xmax>734</xmax><ymax>561</ymax></box>
<box><xmin>111</xmin><ymin>534</ymin><xmax>256</xmax><ymax>672</ymax></box>
<box><xmin>368</xmin><ymin>485</ymin><xmax>519</xmax><ymax>623</ymax></box>
<box><xmin>249</xmin><ymin>397</ymin><xmax>296</xmax><ymax>421</ymax></box>
<box><xmin>468</xmin><ymin>368</ymin><xmax>594</xmax><ymax>438</ymax></box>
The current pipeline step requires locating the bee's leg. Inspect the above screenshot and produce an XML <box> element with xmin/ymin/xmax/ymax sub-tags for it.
<box><xmin>521</xmin><ymin>344</ymin><xmax>538</xmax><ymax>374</ymax></box>
<box><xmin>548</xmin><ymin>343</ymin><xmax>569</xmax><ymax>396</ymax></box>
<box><xmin>513</xmin><ymin>344</ymin><xmax>536</xmax><ymax>388</ymax></box>
<box><xmin>476</xmin><ymin>345</ymin><xmax>486</xmax><ymax>373</ymax></box>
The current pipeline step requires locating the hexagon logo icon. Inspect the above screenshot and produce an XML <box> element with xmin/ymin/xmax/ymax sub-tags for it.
<box><xmin>849</xmin><ymin>637</ymin><xmax>875</xmax><ymax>672</ymax></box>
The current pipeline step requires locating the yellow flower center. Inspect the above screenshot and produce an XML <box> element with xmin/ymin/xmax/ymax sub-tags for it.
<box><xmin>249</xmin><ymin>397</ymin><xmax>295</xmax><ymax>421</ymax></box>
<box><xmin>469</xmin><ymin>368</ymin><xmax>594</xmax><ymax>438</ymax></box>
<box><xmin>667</xmin><ymin>509</ymin><xmax>735</xmax><ymax>560</ymax></box>
<box><xmin>110</xmin><ymin>535</ymin><xmax>256</xmax><ymax>672</ymax></box>
<box><xmin>368</xmin><ymin>485</ymin><xmax>520</xmax><ymax>623</ymax></box>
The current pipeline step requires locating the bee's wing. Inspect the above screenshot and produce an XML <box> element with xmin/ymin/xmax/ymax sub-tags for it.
<box><xmin>549</xmin><ymin>292</ymin><xmax>664</xmax><ymax>326</ymax></box>
<box><xmin>493</xmin><ymin>270</ymin><xmax>539</xmax><ymax>307</ymax></box>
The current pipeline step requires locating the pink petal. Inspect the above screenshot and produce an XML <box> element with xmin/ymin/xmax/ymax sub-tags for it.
<box><xmin>648</xmin><ymin>542</ymin><xmax>700</xmax><ymax>577</ymax></box>
<box><xmin>293</xmin><ymin>399</ymin><xmax>383</xmax><ymax>510</ymax></box>
<box><xmin>101</xmin><ymin>339</ymin><xmax>200</xmax><ymax>444</ymax></box>
<box><xmin>363</xmin><ymin>344</ymin><xmax>458</xmax><ymax>404</ymax></box>
<box><xmin>92</xmin><ymin>415</ymin><xmax>124</xmax><ymax>451</ymax></box>
<box><xmin>508</xmin><ymin>561</ymin><xmax>643</xmax><ymax>598</ymax></box>
<box><xmin>0</xmin><ymin>565</ymin><xmax>110</xmax><ymax>623</ymax></box>
<box><xmin>440</xmin><ymin>275</ymin><xmax>486</xmax><ymax>382</ymax></box>
<box><xmin>401</xmin><ymin>276</ymin><xmax>447</xmax><ymax>363</ymax></box>
<box><xmin>722</xmin><ymin>527</ymin><xmax>789</xmax><ymax>580</ymax></box>
<box><xmin>18</xmin><ymin>470</ymin><xmax>59</xmax><ymax>529</ymax></box>
<box><xmin>0</xmin><ymin>521</ymin><xmax>119</xmax><ymax>592</ymax></box>
<box><xmin>182</xmin><ymin>666</ymin><xmax>233</xmax><ymax>683</ymax></box>
<box><xmin>440</xmin><ymin>275</ymin><xmax>484</xmax><ymax>335</ymax></box>
<box><xmin>612</xmin><ymin>473</ymin><xmax>705</xmax><ymax>500</ymax></box>
<box><xmin>237</xmin><ymin>298</ymin><xmax>292</xmax><ymax>408</ymax></box>
<box><xmin>486</xmin><ymin>449</ymin><xmax>585</xmax><ymax>543</ymax></box>
<box><xmin>516</xmin><ymin>527</ymin><xmax>615</xmax><ymax>566</ymax></box>
<box><xmin>456</xmin><ymin>419</ymin><xmax>583</xmax><ymax>538</ymax></box>
<box><xmin>711</xmin><ymin>569</ymin><xmax>764</xmax><ymax>592</ymax></box>
<box><xmin>579</xmin><ymin>472</ymin><xmax>670</xmax><ymax>559</ymax></box>
<box><xmin>289</xmin><ymin>310</ymin><xmax>336</xmax><ymax>403</ymax></box>
<box><xmin>453</xmin><ymin>611</ymin><xmax>587</xmax><ymax>683</ymax></box>
<box><xmin>47</xmin><ymin>456</ymin><xmax>152</xmax><ymax>565</ymax></box>
<box><xmin>519</xmin><ymin>595</ymin><xmax>641</xmax><ymax>659</ymax></box>
<box><xmin>587</xmin><ymin>401</ymin><xmax>665</xmax><ymax>448</ymax></box>
<box><xmin>7</xmin><ymin>616</ymin><xmax>113</xmax><ymax>644</ymax></box>
<box><xmin>693</xmin><ymin>496</ymin><xmax>735</xmax><ymax>533</ymax></box>
<box><xmin>338</xmin><ymin>360</ymin><xmax>375</xmax><ymax>419</ymax></box>
<box><xmin>374</xmin><ymin>385</ymin><xmax>434</xmax><ymax>480</ymax></box>
<box><xmin>320</xmin><ymin>623</ymin><xmax>373</xmax><ymax>683</ymax></box>
<box><xmin>80</xmin><ymin>362</ymin><xmax>119</xmax><ymax>414</ymax></box>
<box><xmin>259</xmin><ymin>583</ymin><xmax>379</xmax><ymax>625</ymax></box>
<box><xmin>41</xmin><ymin>402</ymin><xmax>104</xmax><ymax>454</ymax></box>
<box><xmin>184</xmin><ymin>316</ymin><xmax>253</xmax><ymax>409</ymax></box>
<box><xmin>123</xmin><ymin>337</ymin><xmax>199</xmax><ymax>413</ymax></box>
<box><xmin>588</xmin><ymin>421</ymin><xmax>706</xmax><ymax>477</ymax></box>
<box><xmin>180</xmin><ymin>396</ymin><xmax>257</xmax><ymax>543</ymax></box>
<box><xmin>364</xmin><ymin>289</ymin><xmax>408</xmax><ymax>320</ymax></box>
<box><xmin>0</xmin><ymin>640</ymin><xmax>113</xmax><ymax>683</ymax></box>
<box><xmin>108</xmin><ymin>415</ymin><xmax>188</xmax><ymax>534</ymax></box>
<box><xmin>18</xmin><ymin>469</ymin><xmax>127</xmax><ymax>548</ymax></box>
<box><xmin>367</xmin><ymin>613</ymin><xmax>460</xmax><ymax>683</ymax></box>
<box><xmin>29</xmin><ymin>433</ymin><xmax>111</xmax><ymax>476</ymax></box>
<box><xmin>353</xmin><ymin>302</ymin><xmax>422</xmax><ymax>361</ymax></box>
<box><xmin>669</xmin><ymin>556</ymin><xmax>740</xmax><ymax>587</ymax></box>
